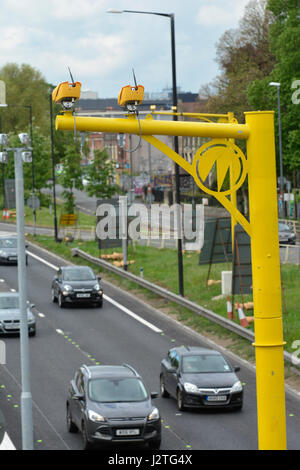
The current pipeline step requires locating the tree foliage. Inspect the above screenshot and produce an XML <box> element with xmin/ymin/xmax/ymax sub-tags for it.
<box><xmin>200</xmin><ymin>0</ymin><xmax>275</xmax><ymax>123</ymax></box>
<box><xmin>58</xmin><ymin>142</ymin><xmax>83</xmax><ymax>214</ymax></box>
<box><xmin>84</xmin><ymin>148</ymin><xmax>119</xmax><ymax>199</ymax></box>
<box><xmin>248</xmin><ymin>0</ymin><xmax>300</xmax><ymax>175</ymax></box>
<box><xmin>0</xmin><ymin>63</ymin><xmax>50</xmax><ymax>134</ymax></box>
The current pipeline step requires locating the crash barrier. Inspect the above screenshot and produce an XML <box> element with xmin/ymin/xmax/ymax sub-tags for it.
<box><xmin>70</xmin><ymin>246</ymin><xmax>298</xmax><ymax>369</ymax></box>
<box><xmin>280</xmin><ymin>243</ymin><xmax>300</xmax><ymax>265</ymax></box>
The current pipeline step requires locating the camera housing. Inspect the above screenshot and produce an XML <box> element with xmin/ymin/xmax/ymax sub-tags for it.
<box><xmin>52</xmin><ymin>81</ymin><xmax>81</xmax><ymax>109</ymax></box>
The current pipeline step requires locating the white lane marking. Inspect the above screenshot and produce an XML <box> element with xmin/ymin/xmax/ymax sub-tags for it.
<box><xmin>0</xmin><ymin>432</ymin><xmax>16</xmax><ymax>450</ymax></box>
<box><xmin>103</xmin><ymin>294</ymin><xmax>162</xmax><ymax>333</ymax></box>
<box><xmin>38</xmin><ymin>313</ymin><xmax>45</xmax><ymax>318</ymax></box>
<box><xmin>27</xmin><ymin>251</ymin><xmax>58</xmax><ymax>271</ymax></box>
<box><xmin>56</xmin><ymin>329</ymin><xmax>64</xmax><ymax>335</ymax></box>
<box><xmin>27</xmin><ymin>250</ymin><xmax>162</xmax><ymax>334</ymax></box>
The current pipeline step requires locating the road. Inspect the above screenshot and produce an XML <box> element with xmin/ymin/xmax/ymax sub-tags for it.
<box><xmin>0</xmin><ymin>242</ymin><xmax>300</xmax><ymax>451</ymax></box>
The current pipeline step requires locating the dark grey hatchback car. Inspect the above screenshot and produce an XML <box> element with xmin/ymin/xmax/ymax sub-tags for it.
<box><xmin>67</xmin><ymin>364</ymin><xmax>161</xmax><ymax>450</ymax></box>
<box><xmin>51</xmin><ymin>266</ymin><xmax>103</xmax><ymax>308</ymax></box>
<box><xmin>160</xmin><ymin>346</ymin><xmax>243</xmax><ymax>411</ymax></box>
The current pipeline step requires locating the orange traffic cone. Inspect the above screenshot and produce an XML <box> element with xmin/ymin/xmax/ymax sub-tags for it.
<box><xmin>5</xmin><ymin>210</ymin><xmax>10</xmax><ymax>220</ymax></box>
<box><xmin>226</xmin><ymin>296</ymin><xmax>234</xmax><ymax>320</ymax></box>
<box><xmin>237</xmin><ymin>303</ymin><xmax>249</xmax><ymax>327</ymax></box>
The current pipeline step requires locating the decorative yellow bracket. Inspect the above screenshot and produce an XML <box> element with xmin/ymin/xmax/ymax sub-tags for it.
<box><xmin>55</xmin><ymin>105</ymin><xmax>286</xmax><ymax>451</ymax></box>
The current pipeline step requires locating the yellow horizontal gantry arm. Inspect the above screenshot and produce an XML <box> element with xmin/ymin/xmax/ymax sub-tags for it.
<box><xmin>56</xmin><ymin>112</ymin><xmax>250</xmax><ymax>140</ymax></box>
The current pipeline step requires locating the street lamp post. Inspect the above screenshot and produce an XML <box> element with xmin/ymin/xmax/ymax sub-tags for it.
<box><xmin>269</xmin><ymin>82</ymin><xmax>284</xmax><ymax>217</ymax></box>
<box><xmin>49</xmin><ymin>91</ymin><xmax>58</xmax><ymax>242</ymax></box>
<box><xmin>0</xmin><ymin>133</ymin><xmax>34</xmax><ymax>450</ymax></box>
<box><xmin>107</xmin><ymin>8</ymin><xmax>184</xmax><ymax>296</ymax></box>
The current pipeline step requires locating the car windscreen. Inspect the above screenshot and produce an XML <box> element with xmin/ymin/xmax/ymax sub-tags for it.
<box><xmin>0</xmin><ymin>238</ymin><xmax>17</xmax><ymax>248</ymax></box>
<box><xmin>279</xmin><ymin>223</ymin><xmax>291</xmax><ymax>232</ymax></box>
<box><xmin>62</xmin><ymin>268</ymin><xmax>96</xmax><ymax>281</ymax></box>
<box><xmin>182</xmin><ymin>354</ymin><xmax>232</xmax><ymax>373</ymax></box>
<box><xmin>89</xmin><ymin>377</ymin><xmax>148</xmax><ymax>403</ymax></box>
<box><xmin>0</xmin><ymin>296</ymin><xmax>19</xmax><ymax>309</ymax></box>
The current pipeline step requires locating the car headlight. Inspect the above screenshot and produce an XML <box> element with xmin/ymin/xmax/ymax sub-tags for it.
<box><xmin>184</xmin><ymin>382</ymin><xmax>199</xmax><ymax>393</ymax></box>
<box><xmin>231</xmin><ymin>381</ymin><xmax>243</xmax><ymax>393</ymax></box>
<box><xmin>88</xmin><ymin>410</ymin><xmax>105</xmax><ymax>422</ymax></box>
<box><xmin>62</xmin><ymin>284</ymin><xmax>73</xmax><ymax>295</ymax></box>
<box><xmin>147</xmin><ymin>407</ymin><xmax>159</xmax><ymax>421</ymax></box>
<box><xmin>93</xmin><ymin>283</ymin><xmax>100</xmax><ymax>291</ymax></box>
<box><xmin>63</xmin><ymin>284</ymin><xmax>73</xmax><ymax>292</ymax></box>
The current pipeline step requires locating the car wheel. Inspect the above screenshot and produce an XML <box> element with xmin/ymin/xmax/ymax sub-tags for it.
<box><xmin>51</xmin><ymin>288</ymin><xmax>57</xmax><ymax>303</ymax></box>
<box><xmin>177</xmin><ymin>389</ymin><xmax>186</xmax><ymax>411</ymax></box>
<box><xmin>26</xmin><ymin>255</ymin><xmax>28</xmax><ymax>266</ymax></box>
<box><xmin>66</xmin><ymin>404</ymin><xmax>78</xmax><ymax>433</ymax></box>
<box><xmin>29</xmin><ymin>327</ymin><xmax>36</xmax><ymax>337</ymax></box>
<box><xmin>160</xmin><ymin>374</ymin><xmax>169</xmax><ymax>398</ymax></box>
<box><xmin>58</xmin><ymin>293</ymin><xmax>65</xmax><ymax>308</ymax></box>
<box><xmin>81</xmin><ymin>421</ymin><xmax>93</xmax><ymax>450</ymax></box>
<box><xmin>96</xmin><ymin>300</ymin><xmax>103</xmax><ymax>308</ymax></box>
<box><xmin>148</xmin><ymin>438</ymin><xmax>161</xmax><ymax>450</ymax></box>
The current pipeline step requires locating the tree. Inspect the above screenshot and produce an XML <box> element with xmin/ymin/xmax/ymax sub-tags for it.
<box><xmin>0</xmin><ymin>63</ymin><xmax>50</xmax><ymax>134</ymax></box>
<box><xmin>84</xmin><ymin>149</ymin><xmax>119</xmax><ymax>199</ymax></box>
<box><xmin>200</xmin><ymin>0</ymin><xmax>275</xmax><ymax>123</ymax></box>
<box><xmin>58</xmin><ymin>142</ymin><xmax>83</xmax><ymax>214</ymax></box>
<box><xmin>248</xmin><ymin>0</ymin><xmax>300</xmax><ymax>178</ymax></box>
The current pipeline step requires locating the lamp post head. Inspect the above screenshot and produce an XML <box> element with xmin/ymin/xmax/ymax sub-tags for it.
<box><xmin>0</xmin><ymin>134</ymin><xmax>9</xmax><ymax>146</ymax></box>
<box><xmin>18</xmin><ymin>133</ymin><xmax>31</xmax><ymax>146</ymax></box>
<box><xmin>106</xmin><ymin>8</ymin><xmax>124</xmax><ymax>13</ymax></box>
<box><xmin>269</xmin><ymin>82</ymin><xmax>280</xmax><ymax>87</ymax></box>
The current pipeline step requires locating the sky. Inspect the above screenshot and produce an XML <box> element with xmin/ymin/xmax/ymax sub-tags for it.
<box><xmin>0</xmin><ymin>0</ymin><xmax>251</xmax><ymax>99</ymax></box>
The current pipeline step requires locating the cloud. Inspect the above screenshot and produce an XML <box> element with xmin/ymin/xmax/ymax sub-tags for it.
<box><xmin>196</xmin><ymin>0</ymin><xmax>250</xmax><ymax>26</ymax></box>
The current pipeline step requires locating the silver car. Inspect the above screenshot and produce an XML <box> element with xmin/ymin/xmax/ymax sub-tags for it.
<box><xmin>279</xmin><ymin>223</ymin><xmax>296</xmax><ymax>245</ymax></box>
<box><xmin>0</xmin><ymin>292</ymin><xmax>36</xmax><ymax>336</ymax></box>
<box><xmin>0</xmin><ymin>236</ymin><xmax>28</xmax><ymax>265</ymax></box>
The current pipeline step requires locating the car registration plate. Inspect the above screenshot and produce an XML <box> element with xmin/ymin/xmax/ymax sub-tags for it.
<box><xmin>206</xmin><ymin>395</ymin><xmax>227</xmax><ymax>402</ymax></box>
<box><xmin>9</xmin><ymin>257</ymin><xmax>17</xmax><ymax>261</ymax></box>
<box><xmin>5</xmin><ymin>323</ymin><xmax>19</xmax><ymax>330</ymax></box>
<box><xmin>76</xmin><ymin>293</ymin><xmax>90</xmax><ymax>298</ymax></box>
<box><xmin>116</xmin><ymin>429</ymin><xmax>140</xmax><ymax>436</ymax></box>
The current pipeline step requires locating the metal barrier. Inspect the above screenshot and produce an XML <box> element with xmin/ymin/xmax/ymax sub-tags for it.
<box><xmin>70</xmin><ymin>246</ymin><xmax>298</xmax><ymax>368</ymax></box>
<box><xmin>280</xmin><ymin>243</ymin><xmax>300</xmax><ymax>265</ymax></box>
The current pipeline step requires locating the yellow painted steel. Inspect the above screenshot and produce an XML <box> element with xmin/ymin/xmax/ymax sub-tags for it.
<box><xmin>55</xmin><ymin>107</ymin><xmax>287</xmax><ymax>450</ymax></box>
<box><xmin>55</xmin><ymin>112</ymin><xmax>250</xmax><ymax>140</ymax></box>
<box><xmin>245</xmin><ymin>111</ymin><xmax>286</xmax><ymax>450</ymax></box>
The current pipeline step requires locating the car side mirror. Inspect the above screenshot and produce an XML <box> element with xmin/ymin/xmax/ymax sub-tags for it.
<box><xmin>72</xmin><ymin>392</ymin><xmax>84</xmax><ymax>401</ymax></box>
<box><xmin>151</xmin><ymin>392</ymin><xmax>158</xmax><ymax>399</ymax></box>
<box><xmin>97</xmin><ymin>276</ymin><xmax>102</xmax><ymax>281</ymax></box>
<box><xmin>234</xmin><ymin>366</ymin><xmax>240</xmax><ymax>373</ymax></box>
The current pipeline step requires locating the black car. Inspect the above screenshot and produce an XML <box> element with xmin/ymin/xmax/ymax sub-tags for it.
<box><xmin>51</xmin><ymin>266</ymin><xmax>103</xmax><ymax>308</ymax></box>
<box><xmin>278</xmin><ymin>222</ymin><xmax>296</xmax><ymax>245</ymax></box>
<box><xmin>160</xmin><ymin>346</ymin><xmax>243</xmax><ymax>411</ymax></box>
<box><xmin>66</xmin><ymin>364</ymin><xmax>161</xmax><ymax>450</ymax></box>
<box><xmin>0</xmin><ymin>236</ymin><xmax>28</xmax><ymax>265</ymax></box>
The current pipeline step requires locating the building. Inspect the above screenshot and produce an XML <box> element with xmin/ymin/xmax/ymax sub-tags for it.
<box><xmin>75</xmin><ymin>89</ymin><xmax>202</xmax><ymax>194</ymax></box>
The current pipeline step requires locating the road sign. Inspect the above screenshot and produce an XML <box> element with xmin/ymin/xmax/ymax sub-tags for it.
<box><xmin>27</xmin><ymin>194</ymin><xmax>40</xmax><ymax>210</ymax></box>
<box><xmin>59</xmin><ymin>214</ymin><xmax>77</xmax><ymax>226</ymax></box>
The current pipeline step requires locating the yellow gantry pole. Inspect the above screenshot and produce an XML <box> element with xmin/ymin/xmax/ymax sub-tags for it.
<box><xmin>56</xmin><ymin>108</ymin><xmax>287</xmax><ymax>449</ymax></box>
<box><xmin>245</xmin><ymin>111</ymin><xmax>286</xmax><ymax>450</ymax></box>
